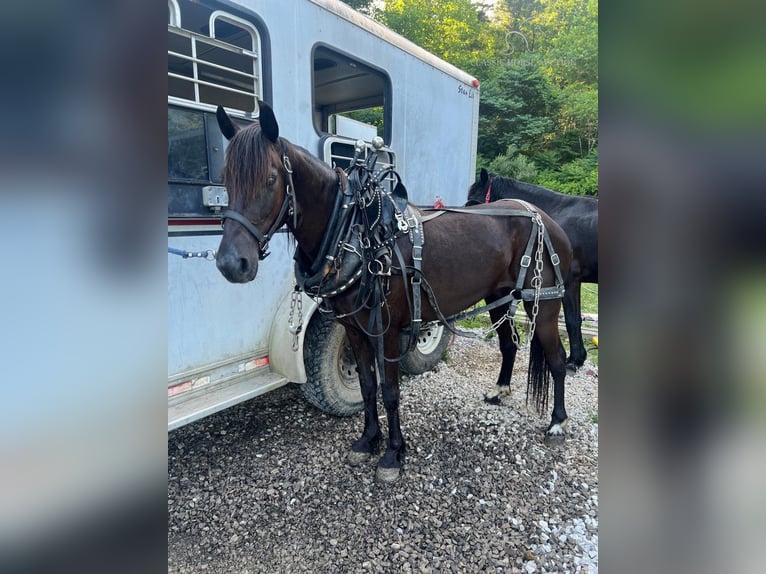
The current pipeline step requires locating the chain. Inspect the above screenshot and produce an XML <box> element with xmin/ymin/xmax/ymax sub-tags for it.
<box><xmin>468</xmin><ymin>304</ymin><xmax>518</xmax><ymax>341</ymax></box>
<box><xmin>168</xmin><ymin>247</ymin><xmax>216</xmax><ymax>260</ymax></box>
<box><xmin>526</xmin><ymin>213</ymin><xmax>545</xmax><ymax>346</ymax></box>
<box><xmin>288</xmin><ymin>287</ymin><xmax>304</xmax><ymax>351</ymax></box>
<box><xmin>510</xmin><ymin>317</ymin><xmax>520</xmax><ymax>347</ymax></box>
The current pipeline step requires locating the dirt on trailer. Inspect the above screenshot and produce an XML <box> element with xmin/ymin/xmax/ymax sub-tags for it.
<box><xmin>168</xmin><ymin>334</ymin><xmax>598</xmax><ymax>573</ymax></box>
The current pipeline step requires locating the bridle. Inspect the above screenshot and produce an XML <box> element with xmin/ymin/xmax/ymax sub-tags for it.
<box><xmin>221</xmin><ymin>140</ymin><xmax>296</xmax><ymax>260</ymax></box>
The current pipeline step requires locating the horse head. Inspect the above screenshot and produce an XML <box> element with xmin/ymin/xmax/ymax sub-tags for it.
<box><xmin>215</xmin><ymin>102</ymin><xmax>292</xmax><ymax>283</ymax></box>
<box><xmin>465</xmin><ymin>167</ymin><xmax>491</xmax><ymax>206</ymax></box>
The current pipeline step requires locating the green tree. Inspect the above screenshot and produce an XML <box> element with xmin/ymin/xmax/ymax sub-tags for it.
<box><xmin>536</xmin><ymin>0</ymin><xmax>598</xmax><ymax>86</ymax></box>
<box><xmin>339</xmin><ymin>0</ymin><xmax>378</xmax><ymax>16</ymax></box>
<box><xmin>382</xmin><ymin>0</ymin><xmax>500</xmax><ymax>73</ymax></box>
<box><xmin>477</xmin><ymin>62</ymin><xmax>558</xmax><ymax>161</ymax></box>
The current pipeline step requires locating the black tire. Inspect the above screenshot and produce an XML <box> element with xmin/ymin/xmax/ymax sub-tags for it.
<box><xmin>399</xmin><ymin>322</ymin><xmax>451</xmax><ymax>375</ymax></box>
<box><xmin>301</xmin><ymin>314</ymin><xmax>363</xmax><ymax>416</ymax></box>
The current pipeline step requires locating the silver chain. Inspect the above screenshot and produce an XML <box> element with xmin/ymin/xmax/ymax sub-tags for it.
<box><xmin>463</xmin><ymin>212</ymin><xmax>546</xmax><ymax>348</ymax></box>
<box><xmin>288</xmin><ymin>288</ymin><xmax>304</xmax><ymax>351</ymax></box>
<box><xmin>526</xmin><ymin>212</ymin><xmax>545</xmax><ymax>347</ymax></box>
<box><xmin>510</xmin><ymin>317</ymin><xmax>520</xmax><ymax>348</ymax></box>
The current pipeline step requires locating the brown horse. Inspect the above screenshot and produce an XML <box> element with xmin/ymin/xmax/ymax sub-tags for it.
<box><xmin>214</xmin><ymin>102</ymin><xmax>572</xmax><ymax>482</ymax></box>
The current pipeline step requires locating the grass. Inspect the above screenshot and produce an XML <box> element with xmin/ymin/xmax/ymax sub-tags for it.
<box><xmin>580</xmin><ymin>283</ymin><xmax>598</xmax><ymax>365</ymax></box>
<box><xmin>455</xmin><ymin>283</ymin><xmax>599</xmax><ymax>365</ymax></box>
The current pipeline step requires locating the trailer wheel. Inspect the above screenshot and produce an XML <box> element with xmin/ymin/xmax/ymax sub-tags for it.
<box><xmin>399</xmin><ymin>322</ymin><xmax>451</xmax><ymax>375</ymax></box>
<box><xmin>302</xmin><ymin>314</ymin><xmax>363</xmax><ymax>416</ymax></box>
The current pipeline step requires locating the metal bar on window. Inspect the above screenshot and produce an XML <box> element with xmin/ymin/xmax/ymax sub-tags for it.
<box><xmin>169</xmin><ymin>26</ymin><xmax>257</xmax><ymax>58</ymax></box>
<box><xmin>191</xmin><ymin>37</ymin><xmax>200</xmax><ymax>103</ymax></box>
<box><xmin>168</xmin><ymin>51</ymin><xmax>256</xmax><ymax>80</ymax></box>
<box><xmin>167</xmin><ymin>73</ymin><xmax>257</xmax><ymax>98</ymax></box>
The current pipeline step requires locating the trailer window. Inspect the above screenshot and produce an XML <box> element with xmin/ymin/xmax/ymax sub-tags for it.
<box><xmin>168</xmin><ymin>0</ymin><xmax>262</xmax><ymax>113</ymax></box>
<box><xmin>312</xmin><ymin>46</ymin><xmax>391</xmax><ymax>143</ymax></box>
<box><xmin>168</xmin><ymin>107</ymin><xmax>209</xmax><ymax>182</ymax></box>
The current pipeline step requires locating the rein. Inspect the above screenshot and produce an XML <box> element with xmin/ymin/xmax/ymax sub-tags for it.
<box><xmin>220</xmin><ymin>139</ymin><xmax>297</xmax><ymax>260</ymax></box>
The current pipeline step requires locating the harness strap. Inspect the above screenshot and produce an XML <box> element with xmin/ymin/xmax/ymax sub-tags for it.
<box><xmin>221</xmin><ymin>209</ymin><xmax>268</xmax><ymax>248</ymax></box>
<box><xmin>421</xmin><ymin>206</ymin><xmax>542</xmax><ymax>218</ymax></box>
<box><xmin>420</xmin><ymin>210</ymin><xmax>447</xmax><ymax>223</ymax></box>
<box><xmin>400</xmin><ymin>205</ymin><xmax>424</xmax><ymax>356</ymax></box>
<box><xmin>307</xmin><ymin>172</ymin><xmax>346</xmax><ymax>275</ymax></box>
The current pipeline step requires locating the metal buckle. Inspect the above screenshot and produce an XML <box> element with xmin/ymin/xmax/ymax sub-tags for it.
<box><xmin>550</xmin><ymin>253</ymin><xmax>560</xmax><ymax>266</ymax></box>
<box><xmin>395</xmin><ymin>212</ymin><xmax>409</xmax><ymax>232</ymax></box>
<box><xmin>520</xmin><ymin>255</ymin><xmax>531</xmax><ymax>268</ymax></box>
<box><xmin>412</xmin><ymin>245</ymin><xmax>423</xmax><ymax>262</ymax></box>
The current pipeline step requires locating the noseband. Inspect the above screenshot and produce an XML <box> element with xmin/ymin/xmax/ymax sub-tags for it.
<box><xmin>221</xmin><ymin>140</ymin><xmax>296</xmax><ymax>260</ymax></box>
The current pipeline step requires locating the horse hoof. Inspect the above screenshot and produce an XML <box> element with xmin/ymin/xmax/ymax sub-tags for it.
<box><xmin>544</xmin><ymin>422</ymin><xmax>567</xmax><ymax>446</ymax></box>
<box><xmin>375</xmin><ymin>465</ymin><xmax>401</xmax><ymax>483</ymax></box>
<box><xmin>544</xmin><ymin>433</ymin><xmax>566</xmax><ymax>446</ymax></box>
<box><xmin>566</xmin><ymin>363</ymin><xmax>578</xmax><ymax>373</ymax></box>
<box><xmin>484</xmin><ymin>394</ymin><xmax>502</xmax><ymax>405</ymax></box>
<box><xmin>348</xmin><ymin>449</ymin><xmax>371</xmax><ymax>466</ymax></box>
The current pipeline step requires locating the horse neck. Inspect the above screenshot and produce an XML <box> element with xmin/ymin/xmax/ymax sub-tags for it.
<box><xmin>498</xmin><ymin>178</ymin><xmax>555</xmax><ymax>210</ymax></box>
<box><xmin>284</xmin><ymin>142</ymin><xmax>338</xmax><ymax>260</ymax></box>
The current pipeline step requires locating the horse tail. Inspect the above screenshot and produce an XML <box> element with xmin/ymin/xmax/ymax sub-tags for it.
<box><xmin>526</xmin><ymin>333</ymin><xmax>551</xmax><ymax>414</ymax></box>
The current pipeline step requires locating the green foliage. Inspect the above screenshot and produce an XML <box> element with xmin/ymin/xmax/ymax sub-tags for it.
<box><xmin>339</xmin><ymin>0</ymin><xmax>377</xmax><ymax>16</ymax></box>
<box><xmin>345</xmin><ymin>107</ymin><xmax>385</xmax><ymax>137</ymax></box>
<box><xmin>382</xmin><ymin>0</ymin><xmax>500</xmax><ymax>72</ymax></box>
<box><xmin>535</xmin><ymin>149</ymin><xmax>598</xmax><ymax>196</ymax></box>
<box><xmin>477</xmin><ymin>62</ymin><xmax>557</xmax><ymax>160</ymax></box>
<box><xmin>486</xmin><ymin>145</ymin><xmax>539</xmax><ymax>181</ymax></box>
<box><xmin>363</xmin><ymin>0</ymin><xmax>598</xmax><ymax>197</ymax></box>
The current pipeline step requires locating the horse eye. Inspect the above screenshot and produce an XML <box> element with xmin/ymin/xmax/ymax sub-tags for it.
<box><xmin>267</xmin><ymin>175</ymin><xmax>277</xmax><ymax>185</ymax></box>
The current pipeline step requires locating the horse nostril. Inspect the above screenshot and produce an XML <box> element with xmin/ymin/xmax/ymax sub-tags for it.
<box><xmin>239</xmin><ymin>258</ymin><xmax>250</xmax><ymax>275</ymax></box>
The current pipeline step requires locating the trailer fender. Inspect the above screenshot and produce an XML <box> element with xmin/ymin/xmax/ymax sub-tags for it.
<box><xmin>268</xmin><ymin>291</ymin><xmax>318</xmax><ymax>383</ymax></box>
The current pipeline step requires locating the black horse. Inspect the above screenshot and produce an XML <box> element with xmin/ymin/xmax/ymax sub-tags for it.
<box><xmin>467</xmin><ymin>169</ymin><xmax>598</xmax><ymax>370</ymax></box>
<box><xmin>214</xmin><ymin>102</ymin><xmax>573</xmax><ymax>482</ymax></box>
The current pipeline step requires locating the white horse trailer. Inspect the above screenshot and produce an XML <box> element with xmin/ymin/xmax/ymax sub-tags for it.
<box><xmin>168</xmin><ymin>0</ymin><xmax>480</xmax><ymax>430</ymax></box>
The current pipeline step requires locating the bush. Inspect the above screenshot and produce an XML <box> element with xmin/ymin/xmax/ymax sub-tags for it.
<box><xmin>487</xmin><ymin>146</ymin><xmax>538</xmax><ymax>181</ymax></box>
<box><xmin>534</xmin><ymin>150</ymin><xmax>598</xmax><ymax>196</ymax></box>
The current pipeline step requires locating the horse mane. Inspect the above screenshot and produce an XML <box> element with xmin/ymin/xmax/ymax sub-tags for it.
<box><xmin>222</xmin><ymin>123</ymin><xmax>273</xmax><ymax>204</ymax></box>
<box><xmin>468</xmin><ymin>173</ymin><xmax>598</xmax><ymax>205</ymax></box>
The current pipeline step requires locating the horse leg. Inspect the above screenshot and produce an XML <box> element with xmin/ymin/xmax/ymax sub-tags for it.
<box><xmin>532</xmin><ymin>311</ymin><xmax>569</xmax><ymax>445</ymax></box>
<box><xmin>524</xmin><ymin>299</ymin><xmax>569</xmax><ymax>443</ymax></box>
<box><xmin>564</xmin><ymin>279</ymin><xmax>587</xmax><ymax>371</ymax></box>
<box><xmin>344</xmin><ymin>325</ymin><xmax>383</xmax><ymax>465</ymax></box>
<box><xmin>484</xmin><ymin>299</ymin><xmax>519</xmax><ymax>405</ymax></box>
<box><xmin>375</xmin><ymin>330</ymin><xmax>407</xmax><ymax>483</ymax></box>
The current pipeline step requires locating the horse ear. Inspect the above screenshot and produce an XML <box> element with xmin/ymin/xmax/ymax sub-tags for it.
<box><xmin>258</xmin><ymin>100</ymin><xmax>279</xmax><ymax>142</ymax></box>
<box><xmin>216</xmin><ymin>106</ymin><xmax>239</xmax><ymax>140</ymax></box>
<box><xmin>480</xmin><ymin>168</ymin><xmax>488</xmax><ymax>184</ymax></box>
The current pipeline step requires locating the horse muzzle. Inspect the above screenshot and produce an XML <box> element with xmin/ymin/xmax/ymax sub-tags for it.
<box><xmin>215</xmin><ymin>244</ymin><xmax>259</xmax><ymax>283</ymax></box>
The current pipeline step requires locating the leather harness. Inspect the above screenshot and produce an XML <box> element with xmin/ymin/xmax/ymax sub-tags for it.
<box><xmin>220</xmin><ymin>139</ymin><xmax>565</xmax><ymax>361</ymax></box>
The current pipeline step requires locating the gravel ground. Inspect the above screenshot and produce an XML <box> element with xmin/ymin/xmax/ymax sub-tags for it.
<box><xmin>168</xmin><ymin>334</ymin><xmax>598</xmax><ymax>573</ymax></box>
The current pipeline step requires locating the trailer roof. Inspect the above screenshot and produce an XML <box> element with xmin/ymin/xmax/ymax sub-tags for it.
<box><xmin>309</xmin><ymin>0</ymin><xmax>478</xmax><ymax>87</ymax></box>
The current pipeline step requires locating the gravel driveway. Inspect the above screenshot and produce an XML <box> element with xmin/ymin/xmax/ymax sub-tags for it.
<box><xmin>168</xmin><ymin>334</ymin><xmax>599</xmax><ymax>573</ymax></box>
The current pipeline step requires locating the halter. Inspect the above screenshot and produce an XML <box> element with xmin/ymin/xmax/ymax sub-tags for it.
<box><xmin>221</xmin><ymin>140</ymin><xmax>296</xmax><ymax>260</ymax></box>
<box><xmin>484</xmin><ymin>176</ymin><xmax>495</xmax><ymax>204</ymax></box>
